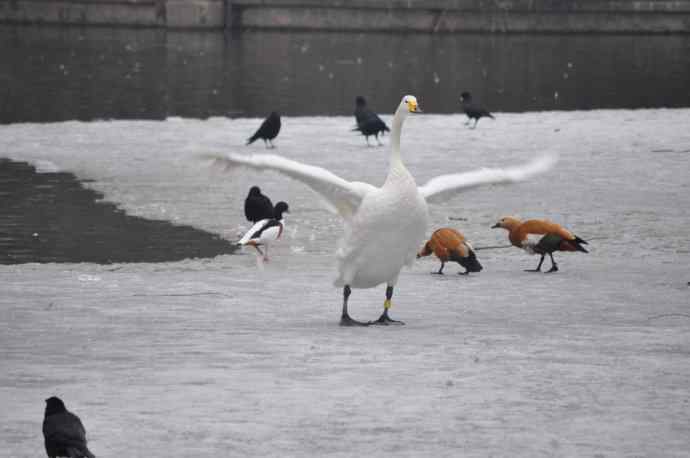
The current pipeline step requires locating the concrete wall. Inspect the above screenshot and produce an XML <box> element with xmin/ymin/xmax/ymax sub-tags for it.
<box><xmin>1</xmin><ymin>0</ymin><xmax>689</xmax><ymax>32</ymax></box>
<box><xmin>0</xmin><ymin>0</ymin><xmax>225</xmax><ymax>28</ymax></box>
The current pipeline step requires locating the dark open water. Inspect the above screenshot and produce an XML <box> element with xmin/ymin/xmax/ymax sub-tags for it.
<box><xmin>0</xmin><ymin>160</ymin><xmax>236</xmax><ymax>264</ymax></box>
<box><xmin>1</xmin><ymin>25</ymin><xmax>689</xmax><ymax>122</ymax></box>
<box><xmin>1</xmin><ymin>25</ymin><xmax>688</xmax><ymax>263</ymax></box>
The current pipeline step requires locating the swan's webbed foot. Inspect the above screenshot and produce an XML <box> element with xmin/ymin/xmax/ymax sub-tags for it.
<box><xmin>340</xmin><ymin>314</ymin><xmax>370</xmax><ymax>327</ymax></box>
<box><xmin>340</xmin><ymin>285</ymin><xmax>369</xmax><ymax>326</ymax></box>
<box><xmin>370</xmin><ymin>309</ymin><xmax>405</xmax><ymax>326</ymax></box>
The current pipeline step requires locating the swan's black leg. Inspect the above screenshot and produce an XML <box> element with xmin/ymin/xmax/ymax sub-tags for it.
<box><xmin>371</xmin><ymin>285</ymin><xmax>404</xmax><ymax>325</ymax></box>
<box><xmin>340</xmin><ymin>285</ymin><xmax>369</xmax><ymax>326</ymax></box>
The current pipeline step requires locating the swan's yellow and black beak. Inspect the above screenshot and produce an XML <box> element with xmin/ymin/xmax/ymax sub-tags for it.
<box><xmin>407</xmin><ymin>100</ymin><xmax>422</xmax><ymax>113</ymax></box>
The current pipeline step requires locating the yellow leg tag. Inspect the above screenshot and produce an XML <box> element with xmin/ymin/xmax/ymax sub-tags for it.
<box><xmin>384</xmin><ymin>299</ymin><xmax>392</xmax><ymax>310</ymax></box>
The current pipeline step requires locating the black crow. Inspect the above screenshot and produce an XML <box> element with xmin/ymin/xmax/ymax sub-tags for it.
<box><xmin>244</xmin><ymin>186</ymin><xmax>274</xmax><ymax>223</ymax></box>
<box><xmin>247</xmin><ymin>111</ymin><xmax>281</xmax><ymax>148</ymax></box>
<box><xmin>460</xmin><ymin>92</ymin><xmax>494</xmax><ymax>128</ymax></box>
<box><xmin>352</xmin><ymin>96</ymin><xmax>390</xmax><ymax>146</ymax></box>
<box><xmin>43</xmin><ymin>397</ymin><xmax>95</xmax><ymax>458</ymax></box>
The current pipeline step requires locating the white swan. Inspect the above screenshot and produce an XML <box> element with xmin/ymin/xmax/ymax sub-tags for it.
<box><xmin>207</xmin><ymin>95</ymin><xmax>556</xmax><ymax>326</ymax></box>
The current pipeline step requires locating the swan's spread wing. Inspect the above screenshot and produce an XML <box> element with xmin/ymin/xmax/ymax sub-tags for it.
<box><xmin>206</xmin><ymin>153</ymin><xmax>375</xmax><ymax>218</ymax></box>
<box><xmin>419</xmin><ymin>155</ymin><xmax>557</xmax><ymax>204</ymax></box>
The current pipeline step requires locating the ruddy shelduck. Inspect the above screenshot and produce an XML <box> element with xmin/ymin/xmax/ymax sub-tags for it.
<box><xmin>492</xmin><ymin>217</ymin><xmax>588</xmax><ymax>272</ymax></box>
<box><xmin>417</xmin><ymin>228</ymin><xmax>483</xmax><ymax>275</ymax></box>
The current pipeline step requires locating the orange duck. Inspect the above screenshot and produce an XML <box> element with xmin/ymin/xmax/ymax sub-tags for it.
<box><xmin>417</xmin><ymin>228</ymin><xmax>483</xmax><ymax>275</ymax></box>
<box><xmin>491</xmin><ymin>217</ymin><xmax>588</xmax><ymax>272</ymax></box>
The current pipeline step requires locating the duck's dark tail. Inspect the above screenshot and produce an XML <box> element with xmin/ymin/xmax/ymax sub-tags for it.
<box><xmin>451</xmin><ymin>249</ymin><xmax>483</xmax><ymax>273</ymax></box>
<box><xmin>572</xmin><ymin>236</ymin><xmax>589</xmax><ymax>253</ymax></box>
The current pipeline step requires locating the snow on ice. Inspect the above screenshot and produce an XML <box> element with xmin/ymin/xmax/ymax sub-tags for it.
<box><xmin>1</xmin><ymin>109</ymin><xmax>689</xmax><ymax>457</ymax></box>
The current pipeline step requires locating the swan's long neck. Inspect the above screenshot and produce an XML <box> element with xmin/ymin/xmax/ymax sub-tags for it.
<box><xmin>389</xmin><ymin>107</ymin><xmax>405</xmax><ymax>169</ymax></box>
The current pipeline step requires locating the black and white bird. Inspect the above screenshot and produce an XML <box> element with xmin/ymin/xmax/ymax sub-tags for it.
<box><xmin>238</xmin><ymin>201</ymin><xmax>289</xmax><ymax>262</ymax></box>
<box><xmin>247</xmin><ymin>111</ymin><xmax>281</xmax><ymax>148</ymax></box>
<box><xmin>244</xmin><ymin>186</ymin><xmax>274</xmax><ymax>223</ymax></box>
<box><xmin>352</xmin><ymin>96</ymin><xmax>390</xmax><ymax>146</ymax></box>
<box><xmin>460</xmin><ymin>92</ymin><xmax>494</xmax><ymax>128</ymax></box>
<box><xmin>43</xmin><ymin>396</ymin><xmax>96</xmax><ymax>458</ymax></box>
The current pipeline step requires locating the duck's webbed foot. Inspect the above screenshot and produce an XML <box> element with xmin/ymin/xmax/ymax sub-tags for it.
<box><xmin>432</xmin><ymin>262</ymin><xmax>445</xmax><ymax>275</ymax></box>
<box><xmin>546</xmin><ymin>254</ymin><xmax>559</xmax><ymax>273</ymax></box>
<box><xmin>525</xmin><ymin>254</ymin><xmax>545</xmax><ymax>272</ymax></box>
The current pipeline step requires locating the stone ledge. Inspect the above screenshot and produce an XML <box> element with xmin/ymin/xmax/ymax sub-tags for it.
<box><xmin>236</xmin><ymin>5</ymin><xmax>690</xmax><ymax>33</ymax></box>
<box><xmin>1</xmin><ymin>0</ymin><xmax>689</xmax><ymax>31</ymax></box>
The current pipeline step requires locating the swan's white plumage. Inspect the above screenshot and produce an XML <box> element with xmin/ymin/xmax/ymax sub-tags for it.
<box><xmin>207</xmin><ymin>95</ymin><xmax>555</xmax><ymax>295</ymax></box>
<box><xmin>418</xmin><ymin>154</ymin><xmax>558</xmax><ymax>204</ymax></box>
<box><xmin>209</xmin><ymin>153</ymin><xmax>375</xmax><ymax>219</ymax></box>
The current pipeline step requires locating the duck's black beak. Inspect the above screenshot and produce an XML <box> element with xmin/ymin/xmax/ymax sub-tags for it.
<box><xmin>491</xmin><ymin>223</ymin><xmax>500</xmax><ymax>229</ymax></box>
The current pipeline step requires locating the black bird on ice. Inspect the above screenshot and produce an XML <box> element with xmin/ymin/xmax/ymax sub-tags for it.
<box><xmin>244</xmin><ymin>186</ymin><xmax>274</xmax><ymax>223</ymax></box>
<box><xmin>352</xmin><ymin>96</ymin><xmax>390</xmax><ymax>146</ymax></box>
<box><xmin>43</xmin><ymin>396</ymin><xmax>95</xmax><ymax>458</ymax></box>
<box><xmin>247</xmin><ymin>111</ymin><xmax>281</xmax><ymax>148</ymax></box>
<box><xmin>460</xmin><ymin>92</ymin><xmax>494</xmax><ymax>128</ymax></box>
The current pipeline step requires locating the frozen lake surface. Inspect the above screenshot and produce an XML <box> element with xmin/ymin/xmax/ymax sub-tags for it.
<box><xmin>1</xmin><ymin>109</ymin><xmax>689</xmax><ymax>456</ymax></box>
